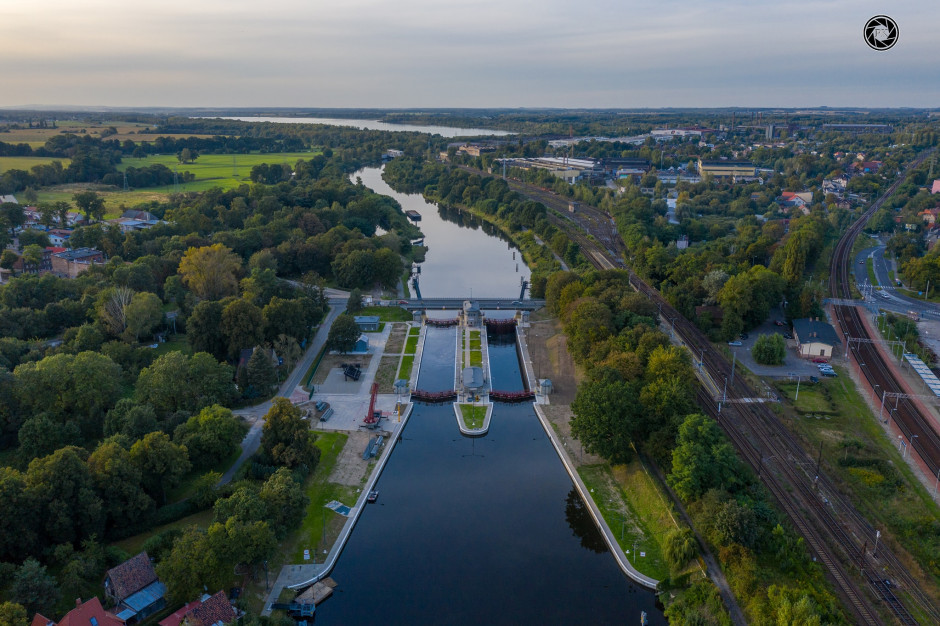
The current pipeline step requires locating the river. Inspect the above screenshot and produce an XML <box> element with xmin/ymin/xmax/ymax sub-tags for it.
<box><xmin>309</xmin><ymin>167</ymin><xmax>665</xmax><ymax>623</ymax></box>
<box><xmin>315</xmin><ymin>328</ymin><xmax>665</xmax><ymax>624</ymax></box>
<box><xmin>353</xmin><ymin>165</ymin><xmax>531</xmax><ymax>299</ymax></box>
<box><xmin>209</xmin><ymin>116</ymin><xmax>513</xmax><ymax>137</ymax></box>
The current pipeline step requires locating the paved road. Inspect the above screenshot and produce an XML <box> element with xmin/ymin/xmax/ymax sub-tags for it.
<box><xmin>854</xmin><ymin>242</ymin><xmax>940</xmax><ymax>317</ymax></box>
<box><xmin>220</xmin><ymin>304</ymin><xmax>344</xmax><ymax>485</ymax></box>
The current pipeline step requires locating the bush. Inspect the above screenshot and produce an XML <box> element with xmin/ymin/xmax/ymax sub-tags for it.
<box><xmin>752</xmin><ymin>333</ymin><xmax>786</xmax><ymax>365</ymax></box>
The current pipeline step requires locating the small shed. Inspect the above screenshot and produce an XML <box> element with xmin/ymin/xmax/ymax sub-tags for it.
<box><xmin>353</xmin><ymin>334</ymin><xmax>370</xmax><ymax>354</ymax></box>
<box><xmin>354</xmin><ymin>315</ymin><xmax>381</xmax><ymax>331</ymax></box>
<box><xmin>538</xmin><ymin>379</ymin><xmax>553</xmax><ymax>395</ymax></box>
<box><xmin>792</xmin><ymin>317</ymin><xmax>840</xmax><ymax>360</ymax></box>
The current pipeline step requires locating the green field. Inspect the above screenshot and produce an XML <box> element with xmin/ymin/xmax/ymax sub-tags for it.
<box><xmin>358</xmin><ymin>305</ymin><xmax>413</xmax><ymax>322</ymax></box>
<box><xmin>776</xmin><ymin>381</ymin><xmax>833</xmax><ymax>413</ymax></box>
<box><xmin>398</xmin><ymin>355</ymin><xmax>415</xmax><ymax>380</ymax></box>
<box><xmin>0</xmin><ymin>155</ymin><xmax>71</xmax><ymax>172</ymax></box>
<box><xmin>459</xmin><ymin>403</ymin><xmax>486</xmax><ymax>429</ymax></box>
<box><xmin>404</xmin><ymin>335</ymin><xmax>419</xmax><ymax>354</ymax></box>
<box><xmin>408</xmin><ymin>326</ymin><xmax>420</xmax><ymax>337</ymax></box>
<box><xmin>469</xmin><ymin>350</ymin><xmax>482</xmax><ymax>367</ymax></box>
<box><xmin>113</xmin><ymin>509</ymin><xmax>214</xmax><ymax>557</ymax></box>
<box><xmin>866</xmin><ymin>258</ymin><xmax>878</xmax><ymax>286</ymax></box>
<box><xmin>116</xmin><ymin>151</ymin><xmax>319</xmax><ymax>193</ymax></box>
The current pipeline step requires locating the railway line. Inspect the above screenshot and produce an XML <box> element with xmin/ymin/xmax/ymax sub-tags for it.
<box><xmin>505</xmin><ymin>158</ymin><xmax>939</xmax><ymax>623</ymax></box>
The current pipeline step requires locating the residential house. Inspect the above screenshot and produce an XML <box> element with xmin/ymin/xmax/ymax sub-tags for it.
<box><xmin>104</xmin><ymin>552</ymin><xmax>167</xmax><ymax>623</ymax></box>
<box><xmin>159</xmin><ymin>591</ymin><xmax>236</xmax><ymax>626</ymax></box>
<box><xmin>821</xmin><ymin>177</ymin><xmax>848</xmax><ymax>197</ymax></box>
<box><xmin>931</xmin><ymin>180</ymin><xmax>940</xmax><ymax>194</ymax></box>
<box><xmin>792</xmin><ymin>318</ymin><xmax>840</xmax><ymax>360</ymax></box>
<box><xmin>51</xmin><ymin>247</ymin><xmax>105</xmax><ymax>278</ymax></box>
<box><xmin>31</xmin><ymin>597</ymin><xmax>125</xmax><ymax>626</ymax></box>
<box><xmin>0</xmin><ymin>194</ymin><xmax>17</xmax><ymax>204</ymax></box>
<box><xmin>48</xmin><ymin>228</ymin><xmax>73</xmax><ymax>246</ymax></box>
<box><xmin>919</xmin><ymin>208</ymin><xmax>940</xmax><ymax>227</ymax></box>
<box><xmin>850</xmin><ymin>161</ymin><xmax>882</xmax><ymax>174</ymax></box>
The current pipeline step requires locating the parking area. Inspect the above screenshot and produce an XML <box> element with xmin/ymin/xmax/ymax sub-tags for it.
<box><xmin>730</xmin><ymin>309</ymin><xmax>827</xmax><ymax>379</ymax></box>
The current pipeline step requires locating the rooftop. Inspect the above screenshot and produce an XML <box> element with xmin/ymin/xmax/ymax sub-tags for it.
<box><xmin>792</xmin><ymin>318</ymin><xmax>840</xmax><ymax>347</ymax></box>
<box><xmin>106</xmin><ymin>552</ymin><xmax>158</xmax><ymax>600</ymax></box>
<box><xmin>53</xmin><ymin>247</ymin><xmax>103</xmax><ymax>262</ymax></box>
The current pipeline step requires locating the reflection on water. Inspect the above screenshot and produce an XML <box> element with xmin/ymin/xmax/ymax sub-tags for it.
<box><xmin>211</xmin><ymin>116</ymin><xmax>513</xmax><ymax>137</ymax></box>
<box><xmin>566</xmin><ymin>488</ymin><xmax>609</xmax><ymax>554</ymax></box>
<box><xmin>352</xmin><ymin>166</ymin><xmax>531</xmax><ymax>298</ymax></box>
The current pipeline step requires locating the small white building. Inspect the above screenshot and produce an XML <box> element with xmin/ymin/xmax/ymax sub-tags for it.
<box><xmin>792</xmin><ymin>318</ymin><xmax>840</xmax><ymax>360</ymax></box>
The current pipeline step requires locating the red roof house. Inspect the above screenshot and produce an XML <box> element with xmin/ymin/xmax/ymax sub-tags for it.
<box><xmin>31</xmin><ymin>597</ymin><xmax>125</xmax><ymax>626</ymax></box>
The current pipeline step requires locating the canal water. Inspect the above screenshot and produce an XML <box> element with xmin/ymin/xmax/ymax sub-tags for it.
<box><xmin>315</xmin><ymin>327</ymin><xmax>665</xmax><ymax>625</ymax></box>
<box><xmin>212</xmin><ymin>116</ymin><xmax>513</xmax><ymax>137</ymax></box>
<box><xmin>353</xmin><ymin>165</ymin><xmax>531</xmax><ymax>299</ymax></box>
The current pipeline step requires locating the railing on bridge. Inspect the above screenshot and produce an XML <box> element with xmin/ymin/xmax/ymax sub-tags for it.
<box><xmin>425</xmin><ymin>318</ymin><xmax>459</xmax><ymax>327</ymax></box>
<box><xmin>489</xmin><ymin>390</ymin><xmax>535</xmax><ymax>403</ymax></box>
<box><xmin>411</xmin><ymin>389</ymin><xmax>457</xmax><ymax>402</ymax></box>
<box><xmin>484</xmin><ymin>318</ymin><xmax>517</xmax><ymax>334</ymax></box>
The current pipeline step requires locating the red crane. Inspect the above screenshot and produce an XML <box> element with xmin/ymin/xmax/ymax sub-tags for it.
<box><xmin>363</xmin><ymin>382</ymin><xmax>380</xmax><ymax>424</ymax></box>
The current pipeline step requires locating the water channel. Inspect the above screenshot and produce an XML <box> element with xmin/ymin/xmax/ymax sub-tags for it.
<box><xmin>354</xmin><ymin>165</ymin><xmax>530</xmax><ymax>299</ymax></box>
<box><xmin>311</xmin><ymin>169</ymin><xmax>665</xmax><ymax>624</ymax></box>
<box><xmin>211</xmin><ymin>116</ymin><xmax>513</xmax><ymax>137</ymax></box>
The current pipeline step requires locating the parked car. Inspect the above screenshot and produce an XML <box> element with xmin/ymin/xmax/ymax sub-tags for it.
<box><xmin>812</xmin><ymin>357</ymin><xmax>827</xmax><ymax>363</ymax></box>
<box><xmin>822</xmin><ymin>370</ymin><xmax>838</xmax><ymax>377</ymax></box>
<box><xmin>809</xmin><ymin>376</ymin><xmax>819</xmax><ymax>383</ymax></box>
<box><xmin>783</xmin><ymin>332</ymin><xmax>793</xmax><ymax>339</ymax></box>
<box><xmin>398</xmin><ymin>300</ymin><xmax>409</xmax><ymax>304</ymax></box>
<box><xmin>728</xmin><ymin>341</ymin><xmax>743</xmax><ymax>347</ymax></box>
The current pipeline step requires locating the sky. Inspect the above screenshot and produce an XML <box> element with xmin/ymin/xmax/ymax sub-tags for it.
<box><xmin>1</xmin><ymin>0</ymin><xmax>938</xmax><ymax>108</ymax></box>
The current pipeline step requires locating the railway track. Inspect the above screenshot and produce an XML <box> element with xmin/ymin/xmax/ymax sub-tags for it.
<box><xmin>467</xmin><ymin>154</ymin><xmax>939</xmax><ymax>621</ymax></box>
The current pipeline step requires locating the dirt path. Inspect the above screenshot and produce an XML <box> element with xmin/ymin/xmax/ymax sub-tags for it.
<box><xmin>327</xmin><ymin>430</ymin><xmax>378</xmax><ymax>487</ymax></box>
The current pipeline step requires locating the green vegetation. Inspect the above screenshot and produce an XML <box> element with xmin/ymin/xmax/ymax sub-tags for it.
<box><xmin>398</xmin><ymin>355</ymin><xmax>415</xmax><ymax>380</ymax></box>
<box><xmin>408</xmin><ymin>326</ymin><xmax>420</xmax><ymax>337</ymax></box>
<box><xmin>291</xmin><ymin>432</ymin><xmax>351</xmax><ymax>562</ymax></box>
<box><xmin>469</xmin><ymin>330</ymin><xmax>481</xmax><ymax>350</ymax></box>
<box><xmin>782</xmin><ymin>369</ymin><xmax>940</xmax><ymax>593</ymax></box>
<box><xmin>578</xmin><ymin>463</ymin><xmax>672</xmax><ymax>581</ymax></box>
<box><xmin>459</xmin><ymin>403</ymin><xmax>486</xmax><ymax>430</ymax></box>
<box><xmin>752</xmin><ymin>333</ymin><xmax>786</xmax><ymax>365</ymax></box>
<box><xmin>469</xmin><ymin>350</ymin><xmax>482</xmax><ymax>367</ymax></box>
<box><xmin>776</xmin><ymin>381</ymin><xmax>833</xmax><ymax>414</ymax></box>
<box><xmin>358</xmin><ymin>305</ymin><xmax>413</xmax><ymax>322</ymax></box>
<box><xmin>867</xmin><ymin>258</ymin><xmax>878</xmax><ymax>286</ymax></box>
<box><xmin>404</xmin><ymin>335</ymin><xmax>419</xmax><ymax>354</ymax></box>
<box><xmin>0</xmin><ymin>156</ymin><xmax>72</xmax><ymax>171</ymax></box>
<box><xmin>113</xmin><ymin>509</ymin><xmax>214</xmax><ymax>556</ymax></box>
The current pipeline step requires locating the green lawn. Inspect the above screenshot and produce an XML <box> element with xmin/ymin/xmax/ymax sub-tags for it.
<box><xmin>113</xmin><ymin>509</ymin><xmax>215</xmax><ymax>556</ymax></box>
<box><xmin>358</xmin><ymin>305</ymin><xmax>413</xmax><ymax>322</ymax></box>
<box><xmin>398</xmin><ymin>355</ymin><xmax>415</xmax><ymax>380</ymax></box>
<box><xmin>578</xmin><ymin>463</ymin><xmax>672</xmax><ymax>581</ymax></box>
<box><xmin>776</xmin><ymin>382</ymin><xmax>833</xmax><ymax>413</ymax></box>
<box><xmin>469</xmin><ymin>350</ymin><xmax>482</xmax><ymax>367</ymax></box>
<box><xmin>459</xmin><ymin>403</ymin><xmax>486</xmax><ymax>429</ymax></box>
<box><xmin>290</xmin><ymin>432</ymin><xmax>353</xmax><ymax>563</ymax></box>
<box><xmin>0</xmin><ymin>155</ymin><xmax>72</xmax><ymax>172</ymax></box>
<box><xmin>404</xmin><ymin>335</ymin><xmax>419</xmax><ymax>354</ymax></box>
<box><xmin>866</xmin><ymin>258</ymin><xmax>878</xmax><ymax>286</ymax></box>
<box><xmin>148</xmin><ymin>335</ymin><xmax>193</xmax><ymax>358</ymax></box>
<box><xmin>408</xmin><ymin>326</ymin><xmax>420</xmax><ymax>337</ymax></box>
<box><xmin>469</xmin><ymin>337</ymin><xmax>481</xmax><ymax>350</ymax></box>
<box><xmin>116</xmin><ymin>151</ymin><xmax>319</xmax><ymax>193</ymax></box>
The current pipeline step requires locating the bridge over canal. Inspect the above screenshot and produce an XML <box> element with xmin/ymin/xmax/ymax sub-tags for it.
<box><xmin>399</xmin><ymin>298</ymin><xmax>545</xmax><ymax>311</ymax></box>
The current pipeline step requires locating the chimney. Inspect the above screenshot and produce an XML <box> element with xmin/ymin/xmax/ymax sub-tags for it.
<box><xmin>75</xmin><ymin>598</ymin><xmax>82</xmax><ymax>608</ymax></box>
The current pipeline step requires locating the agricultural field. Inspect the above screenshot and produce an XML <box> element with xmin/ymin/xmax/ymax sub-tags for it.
<box><xmin>0</xmin><ymin>155</ymin><xmax>71</xmax><ymax>172</ymax></box>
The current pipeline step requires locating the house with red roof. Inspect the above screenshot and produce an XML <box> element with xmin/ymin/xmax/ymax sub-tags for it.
<box><xmin>919</xmin><ymin>208</ymin><xmax>940</xmax><ymax>227</ymax></box>
<box><xmin>31</xmin><ymin>597</ymin><xmax>125</xmax><ymax>626</ymax></box>
<box><xmin>160</xmin><ymin>591</ymin><xmax>236</xmax><ymax>626</ymax></box>
<box><xmin>104</xmin><ymin>552</ymin><xmax>166</xmax><ymax>623</ymax></box>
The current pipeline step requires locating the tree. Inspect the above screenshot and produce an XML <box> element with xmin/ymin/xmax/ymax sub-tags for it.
<box><xmin>669</xmin><ymin>414</ymin><xmax>744</xmax><ymax>502</ymax></box>
<box><xmin>103</xmin><ymin>399</ymin><xmax>158</xmax><ymax>439</ymax></box>
<box><xmin>0</xmin><ymin>467</ymin><xmax>37</xmax><ymax>561</ymax></box>
<box><xmin>25</xmin><ymin>446</ymin><xmax>104</xmax><ymax>546</ymax></box>
<box><xmin>258</xmin><ymin>468</ymin><xmax>309</xmax><ymax>539</ymax></box>
<box><xmin>326</xmin><ymin>314</ymin><xmax>360</xmax><ymax>353</ymax></box>
<box><xmin>0</xmin><ymin>602</ymin><xmax>28</xmax><ymax>626</ymax></box>
<box><xmin>372</xmin><ymin>248</ymin><xmax>403</xmax><ymax>288</ymax></box>
<box><xmin>262</xmin><ymin>297</ymin><xmax>307</xmax><ymax>343</ymax></box>
<box><xmin>221</xmin><ymin>298</ymin><xmax>263</xmax><ymax>359</ymax></box>
<box><xmin>0</xmin><ymin>202</ymin><xmax>25</xmax><ymax>239</ymax></box>
<box><xmin>261</xmin><ymin>397</ymin><xmax>320</xmax><ymax>470</ymax></box>
<box><xmin>129</xmin><ymin>431</ymin><xmax>191</xmax><ymax>504</ymax></box>
<box><xmin>273</xmin><ymin>334</ymin><xmax>302</xmax><ymax>371</ymax></box>
<box><xmin>135</xmin><ymin>351</ymin><xmax>236</xmax><ymax>416</ymax></box>
<box><xmin>0</xmin><ymin>249</ymin><xmax>18</xmax><ymax>270</ymax></box>
<box><xmin>72</xmin><ymin>191</ymin><xmax>105</xmax><ymax>222</ymax></box>
<box><xmin>21</xmin><ymin>244</ymin><xmax>43</xmax><ymax>268</ymax></box>
<box><xmin>11</xmin><ymin>559</ymin><xmax>59</xmax><ymax>616</ymax></box>
<box><xmin>124</xmin><ymin>291</ymin><xmax>164</xmax><ymax>342</ymax></box>
<box><xmin>752</xmin><ymin>333</ymin><xmax>786</xmax><ymax>365</ymax></box>
<box><xmin>88</xmin><ymin>441</ymin><xmax>155</xmax><ymax>531</ymax></box>
<box><xmin>663</xmin><ymin>527</ymin><xmax>697</xmax><ymax>572</ymax></box>
<box><xmin>178</xmin><ymin>148</ymin><xmax>193</xmax><ymax>164</ymax></box>
<box><xmin>346</xmin><ymin>288</ymin><xmax>364</xmax><ymax>314</ymax></box>
<box><xmin>53</xmin><ymin>200</ymin><xmax>71</xmax><ymax>226</ymax></box>
<box><xmin>156</xmin><ymin>526</ymin><xmax>225</xmax><ymax>605</ymax></box>
<box><xmin>173</xmin><ymin>405</ymin><xmax>247</xmax><ymax>470</ymax></box>
<box><xmin>206</xmin><ymin>518</ymin><xmax>276</xmax><ymax>572</ymax></box>
<box><xmin>187</xmin><ymin>299</ymin><xmax>227</xmax><ymax>360</ymax></box>
<box><xmin>178</xmin><ymin>244</ymin><xmax>242</xmax><ymax>301</ymax></box>
<box><xmin>18</xmin><ymin>414</ymin><xmax>82</xmax><ymax>460</ymax></box>
<box><xmin>246</xmin><ymin>347</ymin><xmax>278</xmax><ymax>396</ymax></box>
<box><xmin>97</xmin><ymin>286</ymin><xmax>135</xmax><ymax>337</ymax></box>
<box><xmin>571</xmin><ymin>368</ymin><xmax>643</xmax><ymax>464</ymax></box>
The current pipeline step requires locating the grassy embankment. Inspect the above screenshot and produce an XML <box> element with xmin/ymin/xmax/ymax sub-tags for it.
<box><xmin>866</xmin><ymin>258</ymin><xmax>878</xmax><ymax>286</ymax></box>
<box><xmin>458</xmin><ymin>403</ymin><xmax>485</xmax><ymax>429</ymax></box>
<box><xmin>775</xmin><ymin>368</ymin><xmax>940</xmax><ymax>613</ymax></box>
<box><xmin>577</xmin><ymin>461</ymin><xmax>675</xmax><ymax>582</ymax></box>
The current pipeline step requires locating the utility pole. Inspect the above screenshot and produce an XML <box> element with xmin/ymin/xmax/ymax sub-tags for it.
<box><xmin>731</xmin><ymin>350</ymin><xmax>737</xmax><ymax>386</ymax></box>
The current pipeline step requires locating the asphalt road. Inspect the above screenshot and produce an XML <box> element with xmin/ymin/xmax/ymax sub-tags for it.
<box><xmin>853</xmin><ymin>241</ymin><xmax>940</xmax><ymax>318</ymax></box>
<box><xmin>220</xmin><ymin>303</ymin><xmax>344</xmax><ymax>485</ymax></box>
